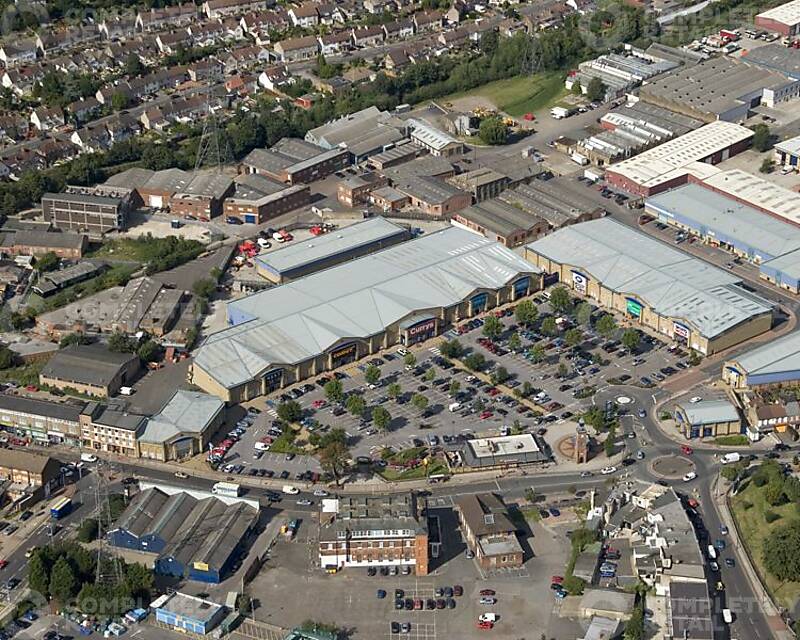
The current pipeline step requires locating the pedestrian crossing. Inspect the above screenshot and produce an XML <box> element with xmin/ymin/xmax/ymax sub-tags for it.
<box><xmin>429</xmin><ymin>347</ymin><xmax>441</xmax><ymax>356</ymax></box>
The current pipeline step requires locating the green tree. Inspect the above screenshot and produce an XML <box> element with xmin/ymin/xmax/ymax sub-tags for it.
<box><xmin>108</xmin><ymin>331</ymin><xmax>136</xmax><ymax>353</ymax></box>
<box><xmin>77</xmin><ymin>519</ymin><xmax>99</xmax><ymax>543</ymax></box>
<box><xmin>346</xmin><ymin>394</ymin><xmax>366</xmax><ymax>417</ymax></box>
<box><xmin>387</xmin><ymin>382</ymin><xmax>402</xmax><ymax>400</ymax></box>
<box><xmin>110</xmin><ymin>92</ymin><xmax>130</xmax><ymax>112</ymax></box>
<box><xmin>411</xmin><ymin>393</ymin><xmax>429</xmax><ymax>414</ymax></box>
<box><xmin>372</xmin><ymin>406</ymin><xmax>392</xmax><ymax>432</ymax></box>
<box><xmin>193</xmin><ymin>278</ymin><xmax>216</xmax><ymax>300</ymax></box>
<box><xmin>549</xmin><ymin>286</ymin><xmax>572</xmax><ymax>314</ymax></box>
<box><xmin>763</xmin><ymin>521</ymin><xmax>800</xmax><ymax>581</ymax></box>
<box><xmin>319</xmin><ymin>438</ymin><xmax>349</xmax><ymax>487</ymax></box>
<box><xmin>624</xmin><ymin>604</ymin><xmax>645</xmax><ymax>640</ymax></box>
<box><xmin>575</xmin><ymin>302</ymin><xmax>592</xmax><ymax>326</ymax></box>
<box><xmin>35</xmin><ymin>252</ymin><xmax>59</xmax><ymax>273</ymax></box>
<box><xmin>479</xmin><ymin>116</ymin><xmax>509</xmax><ymax>145</ymax></box>
<box><xmin>136</xmin><ymin>339</ymin><xmax>160</xmax><ymax>363</ymax></box>
<box><xmin>124</xmin><ymin>54</ymin><xmax>145</xmax><ymax>77</ymax></box>
<box><xmin>760</xmin><ymin>158</ymin><xmax>775</xmax><ymax>174</ymax></box>
<box><xmin>49</xmin><ymin>556</ymin><xmax>76</xmax><ymax>604</ymax></box>
<box><xmin>557</xmin><ymin>362</ymin><xmax>569</xmax><ymax>379</ymax></box>
<box><xmin>515</xmin><ymin>300</ymin><xmax>538</xmax><ymax>326</ymax></box>
<box><xmin>365</xmin><ymin>364</ymin><xmax>381</xmax><ymax>385</ymax></box>
<box><xmin>27</xmin><ymin>552</ymin><xmax>50</xmax><ymax>597</ymax></box>
<box><xmin>621</xmin><ymin>329</ymin><xmax>640</xmax><ymax>353</ymax></box>
<box><xmin>540</xmin><ymin>316</ymin><xmax>557</xmax><ymax>336</ymax></box>
<box><xmin>403</xmin><ymin>352</ymin><xmax>417</xmax><ymax>368</ymax></box>
<box><xmin>604</xmin><ymin>424</ymin><xmax>616</xmax><ymax>457</ymax></box>
<box><xmin>10</xmin><ymin>311</ymin><xmax>30</xmax><ymax>331</ymax></box>
<box><xmin>448</xmin><ymin>380</ymin><xmax>461</xmax><ymax>397</ymax></box>
<box><xmin>785</xmin><ymin>475</ymin><xmax>800</xmax><ymax>502</ymax></box>
<box><xmin>0</xmin><ymin>346</ymin><xmax>14</xmax><ymax>370</ymax></box>
<box><xmin>508</xmin><ymin>332</ymin><xmax>522</xmax><ymax>352</ymax></box>
<box><xmin>562</xmin><ymin>575</ymin><xmax>586</xmax><ymax>595</ymax></box>
<box><xmin>59</xmin><ymin>332</ymin><xmax>90</xmax><ymax>348</ymax></box>
<box><xmin>423</xmin><ymin>368</ymin><xmax>435</xmax><ymax>382</ymax></box>
<box><xmin>482</xmin><ymin>315</ymin><xmax>503</xmax><ymax>340</ymax></box>
<box><xmin>528</xmin><ymin>344</ymin><xmax>545</xmax><ymax>364</ymax></box>
<box><xmin>565</xmin><ymin>328</ymin><xmax>583</xmax><ymax>347</ymax></box>
<box><xmin>765</xmin><ymin>478</ymin><xmax>786</xmax><ymax>506</ymax></box>
<box><xmin>324</xmin><ymin>379</ymin><xmax>344</xmax><ymax>403</ymax></box>
<box><xmin>464</xmin><ymin>352</ymin><xmax>485</xmax><ymax>371</ymax></box>
<box><xmin>439</xmin><ymin>339</ymin><xmax>464</xmax><ymax>359</ymax></box>
<box><xmin>585</xmin><ymin>77</ymin><xmax>606</xmax><ymax>102</ymax></box>
<box><xmin>521</xmin><ymin>381</ymin><xmax>533</xmax><ymax>397</ymax></box>
<box><xmin>752</xmin><ymin>123</ymin><xmax>771</xmax><ymax>152</ymax></box>
<box><xmin>596</xmin><ymin>314</ymin><xmax>617</xmax><ymax>338</ymax></box>
<box><xmin>491</xmin><ymin>366</ymin><xmax>510</xmax><ymax>385</ymax></box>
<box><xmin>277</xmin><ymin>400</ymin><xmax>302</xmax><ymax>423</ymax></box>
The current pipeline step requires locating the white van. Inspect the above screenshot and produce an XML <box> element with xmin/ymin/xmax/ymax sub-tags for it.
<box><xmin>80</xmin><ymin>453</ymin><xmax>98</xmax><ymax>463</ymax></box>
<box><xmin>119</xmin><ymin>386</ymin><xmax>133</xmax><ymax>396</ymax></box>
<box><xmin>707</xmin><ymin>545</ymin><xmax>717</xmax><ymax>560</ymax></box>
<box><xmin>254</xmin><ymin>441</ymin><xmax>271</xmax><ymax>451</ymax></box>
<box><xmin>282</xmin><ymin>485</ymin><xmax>300</xmax><ymax>495</ymax></box>
<box><xmin>722</xmin><ymin>609</ymin><xmax>733</xmax><ymax>624</ymax></box>
<box><xmin>448</xmin><ymin>402</ymin><xmax>461</xmax><ymax>412</ymax></box>
<box><xmin>479</xmin><ymin>613</ymin><xmax>497</xmax><ymax>623</ymax></box>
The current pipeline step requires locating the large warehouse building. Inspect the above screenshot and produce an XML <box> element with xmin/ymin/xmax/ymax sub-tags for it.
<box><xmin>255</xmin><ymin>217</ymin><xmax>411</xmax><ymax>284</ymax></box>
<box><xmin>525</xmin><ymin>218</ymin><xmax>775</xmax><ymax>355</ymax></box>
<box><xmin>756</xmin><ymin>0</ymin><xmax>800</xmax><ymax>36</ymax></box>
<box><xmin>604</xmin><ymin>121</ymin><xmax>754</xmax><ymax>196</ymax></box>
<box><xmin>191</xmin><ymin>227</ymin><xmax>542</xmax><ymax>402</ymax></box>
<box><xmin>108</xmin><ymin>485</ymin><xmax>258</xmax><ymax>583</ymax></box>
<box><xmin>722</xmin><ymin>330</ymin><xmax>800</xmax><ymax>389</ymax></box>
<box><xmin>645</xmin><ymin>183</ymin><xmax>800</xmax><ymax>293</ymax></box>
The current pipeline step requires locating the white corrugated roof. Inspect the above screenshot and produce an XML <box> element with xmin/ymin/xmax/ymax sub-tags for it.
<box><xmin>526</xmin><ymin>218</ymin><xmax>773</xmax><ymax>340</ymax></box>
<box><xmin>757</xmin><ymin>0</ymin><xmax>800</xmax><ymax>27</ymax></box>
<box><xmin>193</xmin><ymin>227</ymin><xmax>541</xmax><ymax>389</ymax></box>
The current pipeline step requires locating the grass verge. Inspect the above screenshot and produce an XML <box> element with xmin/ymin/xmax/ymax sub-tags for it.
<box><xmin>444</xmin><ymin>73</ymin><xmax>567</xmax><ymax>117</ymax></box>
<box><xmin>731</xmin><ymin>479</ymin><xmax>800</xmax><ymax>608</ymax></box>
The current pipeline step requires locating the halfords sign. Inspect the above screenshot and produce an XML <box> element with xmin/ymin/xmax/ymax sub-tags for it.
<box><xmin>330</xmin><ymin>343</ymin><xmax>356</xmax><ymax>360</ymax></box>
<box><xmin>408</xmin><ymin>318</ymin><xmax>436</xmax><ymax>337</ymax></box>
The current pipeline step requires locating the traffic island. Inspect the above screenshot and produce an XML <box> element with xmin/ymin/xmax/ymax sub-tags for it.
<box><xmin>649</xmin><ymin>455</ymin><xmax>695</xmax><ymax>480</ymax></box>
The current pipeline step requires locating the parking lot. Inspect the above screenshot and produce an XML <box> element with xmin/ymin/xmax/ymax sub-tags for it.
<box><xmin>215</xmin><ymin>291</ymin><xmax>690</xmax><ymax>475</ymax></box>
<box><xmin>249</xmin><ymin>503</ymin><xmax>582</xmax><ymax>640</ymax></box>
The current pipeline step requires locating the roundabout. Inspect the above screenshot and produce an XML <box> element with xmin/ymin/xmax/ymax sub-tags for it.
<box><xmin>650</xmin><ymin>454</ymin><xmax>695</xmax><ymax>480</ymax></box>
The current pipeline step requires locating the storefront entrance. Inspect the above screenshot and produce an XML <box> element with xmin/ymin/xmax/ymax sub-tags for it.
<box><xmin>330</xmin><ymin>343</ymin><xmax>357</xmax><ymax>368</ymax></box>
<box><xmin>401</xmin><ymin>317</ymin><xmax>437</xmax><ymax>346</ymax></box>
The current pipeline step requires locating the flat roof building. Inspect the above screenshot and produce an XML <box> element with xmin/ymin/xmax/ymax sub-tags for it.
<box><xmin>525</xmin><ymin>218</ymin><xmax>774</xmax><ymax>355</ymax></box>
<box><xmin>190</xmin><ymin>227</ymin><xmax>542</xmax><ymax>402</ymax></box>
<box><xmin>457</xmin><ymin>433</ymin><xmax>551</xmax><ymax>467</ymax></box>
<box><xmin>757</xmin><ymin>0</ymin><xmax>800</xmax><ymax>36</ymax></box>
<box><xmin>673</xmin><ymin>398</ymin><xmax>741</xmax><ymax>439</ymax></box>
<box><xmin>668</xmin><ymin>581</ymin><xmax>714</xmax><ymax>640</ymax></box>
<box><xmin>638</xmin><ymin>56</ymin><xmax>800</xmax><ymax>122</ymax></box>
<box><xmin>255</xmin><ymin>217</ymin><xmax>410</xmax><ymax>284</ymax></box>
<box><xmin>700</xmin><ymin>168</ymin><xmax>800</xmax><ymax>226</ymax></box>
<box><xmin>605</xmin><ymin>121</ymin><xmax>754</xmax><ymax>196</ymax></box>
<box><xmin>42</xmin><ymin>190</ymin><xmax>130</xmax><ymax>238</ymax></box>
<box><xmin>723</xmin><ymin>330</ymin><xmax>800</xmax><ymax>390</ymax></box>
<box><xmin>319</xmin><ymin>493</ymin><xmax>429</xmax><ymax>574</ymax></box>
<box><xmin>153</xmin><ymin>592</ymin><xmax>226</xmax><ymax>635</ymax></box>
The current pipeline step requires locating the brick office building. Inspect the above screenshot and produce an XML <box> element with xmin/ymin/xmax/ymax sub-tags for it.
<box><xmin>318</xmin><ymin>493</ymin><xmax>429</xmax><ymax>575</ymax></box>
<box><xmin>454</xmin><ymin>493</ymin><xmax>524</xmax><ymax>569</ymax></box>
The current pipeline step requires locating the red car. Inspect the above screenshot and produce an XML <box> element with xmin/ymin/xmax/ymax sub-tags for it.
<box><xmin>477</xmin><ymin>622</ymin><xmax>494</xmax><ymax>630</ymax></box>
<box><xmin>488</xmin><ymin>388</ymin><xmax>501</xmax><ymax>396</ymax></box>
<box><xmin>687</xmin><ymin>498</ymin><xmax>699</xmax><ymax>508</ymax></box>
<box><xmin>479</xmin><ymin>589</ymin><xmax>496</xmax><ymax>596</ymax></box>
<box><xmin>480</xmin><ymin>411</ymin><xmax>493</xmax><ymax>420</ymax></box>
<box><xmin>312</xmin><ymin>399</ymin><xmax>327</xmax><ymax>409</ymax></box>
<box><xmin>25</xmin><ymin>385</ymin><xmax>37</xmax><ymax>392</ymax></box>
<box><xmin>0</xmin><ymin>560</ymin><xmax>9</xmax><ymax>569</ymax></box>
<box><xmin>551</xmin><ymin>575</ymin><xmax>563</xmax><ymax>584</ymax></box>
<box><xmin>681</xmin><ymin>445</ymin><xmax>693</xmax><ymax>455</ymax></box>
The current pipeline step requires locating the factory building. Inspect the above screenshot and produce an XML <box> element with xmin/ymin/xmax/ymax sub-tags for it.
<box><xmin>190</xmin><ymin>227</ymin><xmax>542</xmax><ymax>402</ymax></box>
<box><xmin>525</xmin><ymin>218</ymin><xmax>774</xmax><ymax>356</ymax></box>
<box><xmin>604</xmin><ymin>121</ymin><xmax>753</xmax><ymax>196</ymax></box>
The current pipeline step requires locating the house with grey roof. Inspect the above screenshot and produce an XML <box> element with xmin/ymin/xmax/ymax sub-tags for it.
<box><xmin>673</xmin><ymin>398</ymin><xmax>741</xmax><ymax>439</ymax></box>
<box><xmin>40</xmin><ymin>343</ymin><xmax>141</xmax><ymax>398</ymax></box>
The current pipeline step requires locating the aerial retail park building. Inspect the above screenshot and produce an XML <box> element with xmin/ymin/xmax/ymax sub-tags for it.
<box><xmin>190</xmin><ymin>227</ymin><xmax>542</xmax><ymax>403</ymax></box>
<box><xmin>525</xmin><ymin>218</ymin><xmax>775</xmax><ymax>356</ymax></box>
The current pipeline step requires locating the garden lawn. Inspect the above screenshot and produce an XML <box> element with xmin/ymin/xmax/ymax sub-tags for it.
<box><xmin>447</xmin><ymin>73</ymin><xmax>567</xmax><ymax>117</ymax></box>
<box><xmin>731</xmin><ymin>480</ymin><xmax>800</xmax><ymax>608</ymax></box>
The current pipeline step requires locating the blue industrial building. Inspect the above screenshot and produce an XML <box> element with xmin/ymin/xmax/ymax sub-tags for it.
<box><xmin>645</xmin><ymin>183</ymin><xmax>800</xmax><ymax>293</ymax></box>
<box><xmin>153</xmin><ymin>592</ymin><xmax>226</xmax><ymax>635</ymax></box>
<box><xmin>673</xmin><ymin>399</ymin><xmax>742</xmax><ymax>439</ymax></box>
<box><xmin>108</xmin><ymin>487</ymin><xmax>258</xmax><ymax>583</ymax></box>
<box><xmin>723</xmin><ymin>330</ymin><xmax>800</xmax><ymax>389</ymax></box>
